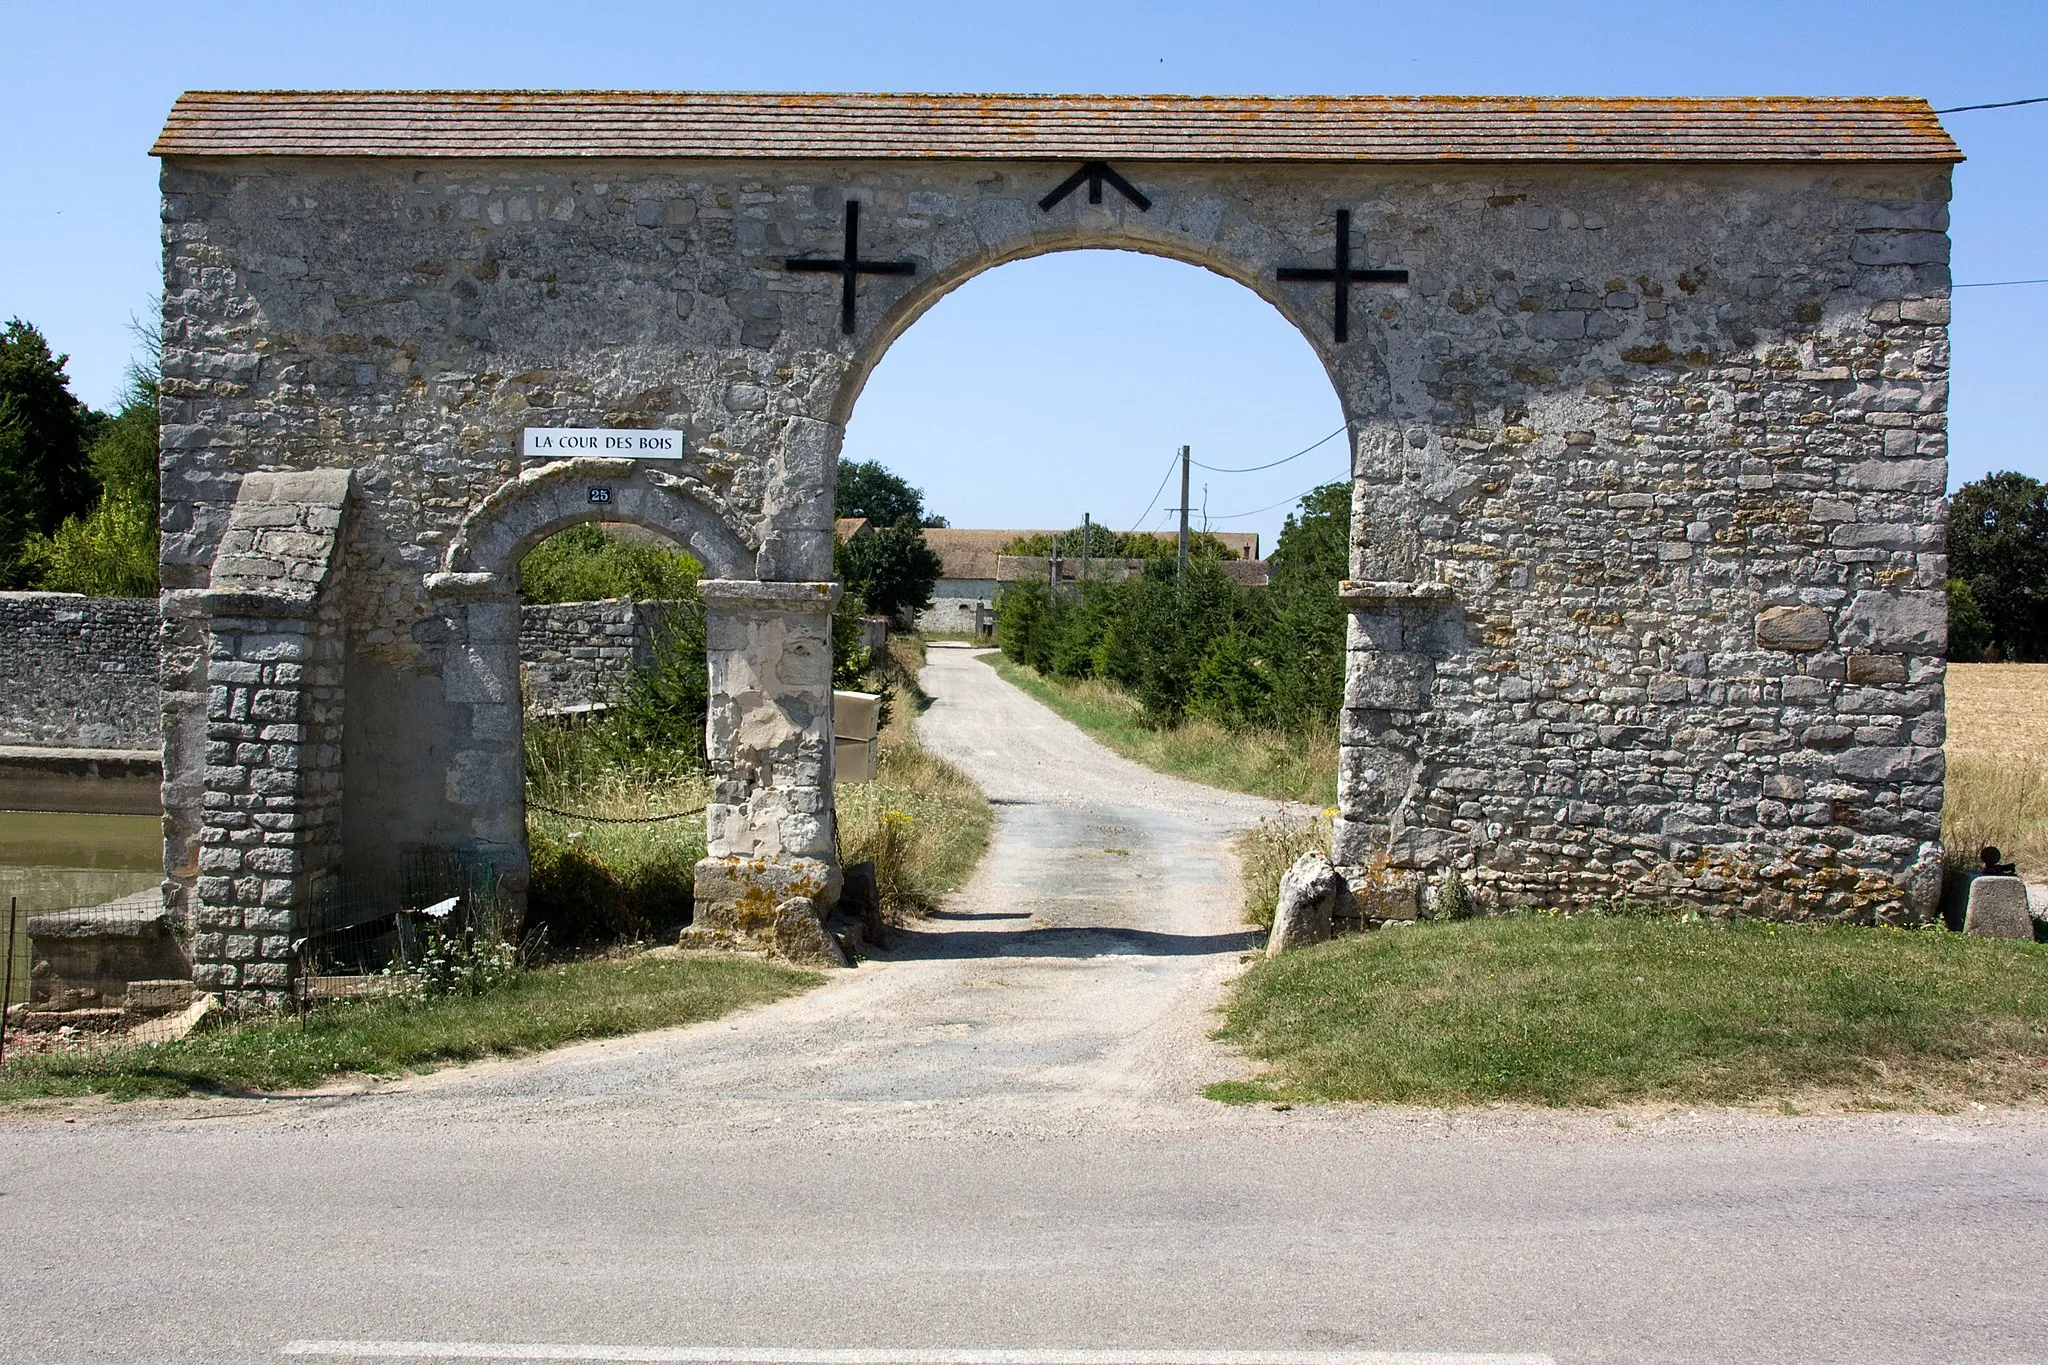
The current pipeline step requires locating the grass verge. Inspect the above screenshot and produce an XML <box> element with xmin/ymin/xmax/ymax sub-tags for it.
<box><xmin>987</xmin><ymin>655</ymin><xmax>1337</xmax><ymax>806</ymax></box>
<box><xmin>839</xmin><ymin>635</ymin><xmax>994</xmax><ymax>917</ymax></box>
<box><xmin>0</xmin><ymin>952</ymin><xmax>816</xmax><ymax>1102</ymax></box>
<box><xmin>1210</xmin><ymin>915</ymin><xmax>2048</xmax><ymax>1110</ymax></box>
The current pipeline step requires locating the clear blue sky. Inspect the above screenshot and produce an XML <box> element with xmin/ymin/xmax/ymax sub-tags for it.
<box><xmin>4</xmin><ymin>1</ymin><xmax>2042</xmax><ymax>547</ymax></box>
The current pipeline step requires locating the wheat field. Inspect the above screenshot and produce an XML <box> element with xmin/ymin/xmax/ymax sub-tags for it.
<box><xmin>1944</xmin><ymin>664</ymin><xmax>2048</xmax><ymax>876</ymax></box>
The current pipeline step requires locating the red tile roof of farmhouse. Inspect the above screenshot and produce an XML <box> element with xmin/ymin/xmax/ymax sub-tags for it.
<box><xmin>924</xmin><ymin>529</ymin><xmax>1260</xmax><ymax>581</ymax></box>
<box><xmin>152</xmin><ymin>92</ymin><xmax>1961</xmax><ymax>163</ymax></box>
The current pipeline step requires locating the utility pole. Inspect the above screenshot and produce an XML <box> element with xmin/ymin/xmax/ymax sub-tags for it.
<box><xmin>1081</xmin><ymin>512</ymin><xmax>1092</xmax><ymax>589</ymax></box>
<box><xmin>1176</xmin><ymin>444</ymin><xmax>1191</xmax><ymax>582</ymax></box>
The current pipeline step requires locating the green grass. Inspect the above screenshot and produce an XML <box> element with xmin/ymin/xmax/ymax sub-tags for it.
<box><xmin>986</xmin><ymin>655</ymin><xmax>1338</xmax><ymax>806</ymax></box>
<box><xmin>1211</xmin><ymin>916</ymin><xmax>2048</xmax><ymax>1110</ymax></box>
<box><xmin>0</xmin><ymin>953</ymin><xmax>817</xmax><ymax>1102</ymax></box>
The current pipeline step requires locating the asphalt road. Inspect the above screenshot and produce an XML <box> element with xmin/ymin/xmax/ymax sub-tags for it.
<box><xmin>1</xmin><ymin>646</ymin><xmax>2043</xmax><ymax>1365</ymax></box>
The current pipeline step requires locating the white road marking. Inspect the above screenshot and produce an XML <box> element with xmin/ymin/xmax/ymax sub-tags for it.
<box><xmin>280</xmin><ymin>1347</ymin><xmax>1554</xmax><ymax>1365</ymax></box>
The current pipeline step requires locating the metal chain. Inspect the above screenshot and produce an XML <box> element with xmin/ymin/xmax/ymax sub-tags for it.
<box><xmin>528</xmin><ymin>801</ymin><xmax>708</xmax><ymax>825</ymax></box>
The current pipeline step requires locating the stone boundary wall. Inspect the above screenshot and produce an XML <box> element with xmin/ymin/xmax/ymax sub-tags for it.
<box><xmin>0</xmin><ymin>593</ymin><xmax>160</xmax><ymax>750</ymax></box>
<box><xmin>518</xmin><ymin>598</ymin><xmax>689</xmax><ymax>713</ymax></box>
<box><xmin>0</xmin><ymin>589</ymin><xmax>694</xmax><ymax>751</ymax></box>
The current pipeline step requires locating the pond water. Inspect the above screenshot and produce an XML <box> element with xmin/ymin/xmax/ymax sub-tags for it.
<box><xmin>0</xmin><ymin>810</ymin><xmax>162</xmax><ymax>1006</ymax></box>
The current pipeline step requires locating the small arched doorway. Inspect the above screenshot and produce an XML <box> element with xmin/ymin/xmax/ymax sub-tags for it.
<box><xmin>424</xmin><ymin>459</ymin><xmax>756</xmax><ymax>907</ymax></box>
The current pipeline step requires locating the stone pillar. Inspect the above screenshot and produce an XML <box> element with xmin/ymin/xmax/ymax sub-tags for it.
<box><xmin>188</xmin><ymin>599</ymin><xmax>346</xmax><ymax>1008</ymax></box>
<box><xmin>1331</xmin><ymin>580</ymin><xmax>1453</xmax><ymax>918</ymax></box>
<box><xmin>423</xmin><ymin>571</ymin><xmax>529</xmax><ymax>889</ymax></box>
<box><xmin>181</xmin><ymin>470</ymin><xmax>352</xmax><ymax>1011</ymax></box>
<box><xmin>688</xmin><ymin>578</ymin><xmax>845</xmax><ymax>965</ymax></box>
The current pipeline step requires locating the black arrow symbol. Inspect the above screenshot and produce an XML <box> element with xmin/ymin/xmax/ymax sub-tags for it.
<box><xmin>1039</xmin><ymin>162</ymin><xmax>1153</xmax><ymax>213</ymax></box>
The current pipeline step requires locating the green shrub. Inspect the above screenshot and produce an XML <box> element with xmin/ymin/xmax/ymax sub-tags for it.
<box><xmin>519</xmin><ymin>523</ymin><xmax>702</xmax><ymax>604</ymax></box>
<box><xmin>1432</xmin><ymin>869</ymin><xmax>1473</xmax><ymax>921</ymax></box>
<box><xmin>1003</xmin><ymin>525</ymin><xmax>1239</xmax><ymax>561</ymax></box>
<box><xmin>994</xmin><ymin>482</ymin><xmax>1352</xmax><ymax>732</ymax></box>
<box><xmin>24</xmin><ymin>494</ymin><xmax>156</xmax><ymax>596</ymax></box>
<box><xmin>586</xmin><ymin>608</ymin><xmax>710</xmax><ymax>779</ymax></box>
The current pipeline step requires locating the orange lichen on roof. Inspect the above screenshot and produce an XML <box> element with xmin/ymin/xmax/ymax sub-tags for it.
<box><xmin>151</xmin><ymin>91</ymin><xmax>1962</xmax><ymax>163</ymax></box>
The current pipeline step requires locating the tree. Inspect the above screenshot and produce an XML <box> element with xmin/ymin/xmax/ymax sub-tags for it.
<box><xmin>836</xmin><ymin>458</ymin><xmax>945</xmax><ymax>527</ymax></box>
<box><xmin>1002</xmin><ymin>526</ymin><xmax>1239</xmax><ymax>561</ymax></box>
<box><xmin>0</xmin><ymin>320</ymin><xmax>97</xmax><ymax>586</ymax></box>
<box><xmin>1261</xmin><ymin>480</ymin><xmax>1352</xmax><ymax>724</ymax></box>
<box><xmin>990</xmin><ymin>480</ymin><xmax>1355</xmax><ymax>734</ymax></box>
<box><xmin>1948</xmin><ymin>471</ymin><xmax>2048</xmax><ymax>662</ymax></box>
<box><xmin>837</xmin><ymin>521</ymin><xmax>942</xmax><ymax>624</ymax></box>
<box><xmin>25</xmin><ymin>366</ymin><xmax>161</xmax><ymax>596</ymax></box>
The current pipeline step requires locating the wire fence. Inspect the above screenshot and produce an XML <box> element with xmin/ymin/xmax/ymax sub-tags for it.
<box><xmin>0</xmin><ymin>850</ymin><xmax>520</xmax><ymax>1063</ymax></box>
<box><xmin>0</xmin><ymin>888</ymin><xmax>193</xmax><ymax>1061</ymax></box>
<box><xmin>293</xmin><ymin>850</ymin><xmax>517</xmax><ymax>1005</ymax></box>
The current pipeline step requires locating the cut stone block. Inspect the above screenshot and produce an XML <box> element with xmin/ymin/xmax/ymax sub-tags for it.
<box><xmin>1964</xmin><ymin>876</ymin><xmax>2032</xmax><ymax>939</ymax></box>
<box><xmin>1755</xmin><ymin>605</ymin><xmax>1831</xmax><ymax>651</ymax></box>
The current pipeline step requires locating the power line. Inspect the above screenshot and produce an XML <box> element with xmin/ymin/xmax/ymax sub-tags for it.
<box><xmin>1206</xmin><ymin>482</ymin><xmax>1338</xmax><ymax>522</ymax></box>
<box><xmin>1190</xmin><ymin>424</ymin><xmax>1348</xmax><ymax>474</ymax></box>
<box><xmin>1125</xmin><ymin>448</ymin><xmax>1182</xmax><ymax>534</ymax></box>
<box><xmin>1935</xmin><ymin>96</ymin><xmax>2048</xmax><ymax>113</ymax></box>
<box><xmin>1955</xmin><ymin>278</ymin><xmax>2048</xmax><ymax>288</ymax></box>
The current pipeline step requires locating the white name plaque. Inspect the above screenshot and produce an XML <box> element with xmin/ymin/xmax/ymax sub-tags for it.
<box><xmin>522</xmin><ymin>428</ymin><xmax>685</xmax><ymax>459</ymax></box>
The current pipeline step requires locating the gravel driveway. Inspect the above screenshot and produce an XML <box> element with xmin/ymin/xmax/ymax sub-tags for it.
<box><xmin>353</xmin><ymin>642</ymin><xmax>1294</xmax><ymax>1131</ymax></box>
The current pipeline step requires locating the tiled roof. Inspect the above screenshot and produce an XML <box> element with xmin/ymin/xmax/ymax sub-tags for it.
<box><xmin>926</xmin><ymin>530</ymin><xmax>1049</xmax><ymax>581</ymax></box>
<box><xmin>1220</xmin><ymin>558</ymin><xmax>1271</xmax><ymax>588</ymax></box>
<box><xmin>152</xmin><ymin>92</ymin><xmax>1961</xmax><ymax>163</ymax></box>
<box><xmin>927</xmin><ymin>528</ymin><xmax>1260</xmax><ymax>581</ymax></box>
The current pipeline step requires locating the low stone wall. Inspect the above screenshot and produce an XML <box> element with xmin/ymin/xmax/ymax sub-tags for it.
<box><xmin>0</xmin><ymin>746</ymin><xmax>162</xmax><ymax>815</ymax></box>
<box><xmin>0</xmin><ymin>591</ymin><xmax>703</xmax><ymax>754</ymax></box>
<box><xmin>519</xmin><ymin>598</ymin><xmax>688</xmax><ymax>713</ymax></box>
<box><xmin>18</xmin><ymin>889</ymin><xmax>192</xmax><ymax>1030</ymax></box>
<box><xmin>0</xmin><ymin>593</ymin><xmax>160</xmax><ymax>749</ymax></box>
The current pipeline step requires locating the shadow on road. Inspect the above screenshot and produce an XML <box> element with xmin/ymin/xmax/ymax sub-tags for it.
<box><xmin>874</xmin><ymin>920</ymin><xmax>1263</xmax><ymax>962</ymax></box>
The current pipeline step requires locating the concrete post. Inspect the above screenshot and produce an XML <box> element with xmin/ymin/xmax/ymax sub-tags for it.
<box><xmin>688</xmin><ymin>578</ymin><xmax>846</xmax><ymax>965</ymax></box>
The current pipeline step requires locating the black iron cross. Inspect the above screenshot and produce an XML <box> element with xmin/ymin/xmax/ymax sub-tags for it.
<box><xmin>1275</xmin><ymin>209</ymin><xmax>1408</xmax><ymax>343</ymax></box>
<box><xmin>785</xmin><ymin>200</ymin><xmax>917</xmax><ymax>334</ymax></box>
<box><xmin>1038</xmin><ymin>162</ymin><xmax>1153</xmax><ymax>213</ymax></box>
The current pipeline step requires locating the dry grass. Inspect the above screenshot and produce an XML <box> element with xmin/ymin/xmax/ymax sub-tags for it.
<box><xmin>528</xmin><ymin>769</ymin><xmax>711</xmax><ymax>875</ymax></box>
<box><xmin>1234</xmin><ymin>810</ymin><xmax>1334</xmax><ymax>929</ymax></box>
<box><xmin>835</xmin><ymin>635</ymin><xmax>995</xmax><ymax>918</ymax></box>
<box><xmin>988</xmin><ymin>657</ymin><xmax>1340</xmax><ymax>806</ymax></box>
<box><xmin>1944</xmin><ymin>663</ymin><xmax>2048</xmax><ymax>874</ymax></box>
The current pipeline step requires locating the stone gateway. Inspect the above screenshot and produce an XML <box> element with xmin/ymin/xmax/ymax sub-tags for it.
<box><xmin>150</xmin><ymin>93</ymin><xmax>1959</xmax><ymax>1005</ymax></box>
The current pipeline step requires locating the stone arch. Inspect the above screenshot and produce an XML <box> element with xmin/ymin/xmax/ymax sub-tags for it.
<box><xmin>415</xmin><ymin>457</ymin><xmax>758</xmax><ymax>902</ymax></box>
<box><xmin>827</xmin><ymin>225</ymin><xmax>1379</xmax><ymax>432</ymax></box>
<box><xmin>440</xmin><ymin>456</ymin><xmax>758</xmax><ymax>585</ymax></box>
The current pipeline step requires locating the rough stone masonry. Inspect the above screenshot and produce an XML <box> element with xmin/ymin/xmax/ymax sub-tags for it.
<box><xmin>150</xmin><ymin>93</ymin><xmax>1958</xmax><ymax>1001</ymax></box>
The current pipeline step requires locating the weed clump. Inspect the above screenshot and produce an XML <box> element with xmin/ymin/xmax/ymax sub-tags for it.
<box><xmin>1234</xmin><ymin>811</ymin><xmax>1334</xmax><ymax>929</ymax></box>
